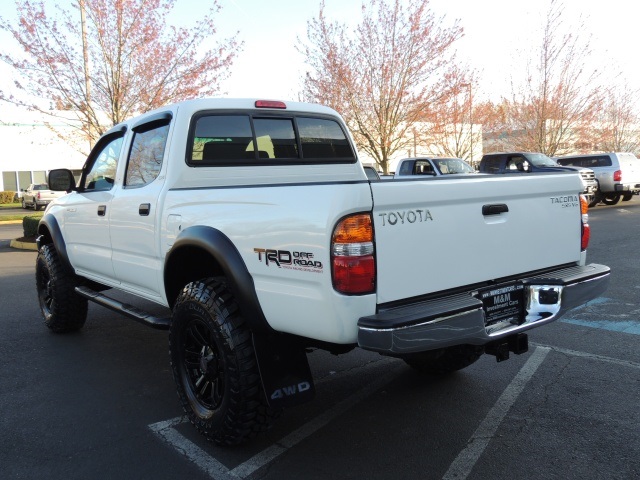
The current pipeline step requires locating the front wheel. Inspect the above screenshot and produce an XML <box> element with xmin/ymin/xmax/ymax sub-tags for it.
<box><xmin>35</xmin><ymin>245</ymin><xmax>88</xmax><ymax>332</ymax></box>
<box><xmin>402</xmin><ymin>345</ymin><xmax>484</xmax><ymax>375</ymax></box>
<box><xmin>170</xmin><ymin>278</ymin><xmax>273</xmax><ymax>446</ymax></box>
<box><xmin>602</xmin><ymin>193</ymin><xmax>621</xmax><ymax>206</ymax></box>
<box><xmin>21</xmin><ymin>198</ymin><xmax>27</xmax><ymax>209</ymax></box>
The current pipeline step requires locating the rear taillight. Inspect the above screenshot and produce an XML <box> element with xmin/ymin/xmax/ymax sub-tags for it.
<box><xmin>37</xmin><ymin>192</ymin><xmax>41</xmax><ymax>199</ymax></box>
<box><xmin>580</xmin><ymin>195</ymin><xmax>590</xmax><ymax>251</ymax></box>
<box><xmin>613</xmin><ymin>170</ymin><xmax>622</xmax><ymax>182</ymax></box>
<box><xmin>331</xmin><ymin>213</ymin><xmax>375</xmax><ymax>294</ymax></box>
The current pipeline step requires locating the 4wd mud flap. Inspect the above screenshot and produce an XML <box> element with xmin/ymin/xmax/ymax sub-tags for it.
<box><xmin>253</xmin><ymin>333</ymin><xmax>315</xmax><ymax>408</ymax></box>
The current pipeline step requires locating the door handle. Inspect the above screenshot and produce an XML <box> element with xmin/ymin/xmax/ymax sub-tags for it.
<box><xmin>139</xmin><ymin>203</ymin><xmax>151</xmax><ymax>216</ymax></box>
<box><xmin>97</xmin><ymin>205</ymin><xmax>106</xmax><ymax>216</ymax></box>
<box><xmin>482</xmin><ymin>204</ymin><xmax>509</xmax><ymax>216</ymax></box>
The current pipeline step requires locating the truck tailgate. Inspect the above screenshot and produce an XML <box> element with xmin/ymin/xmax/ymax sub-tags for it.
<box><xmin>370</xmin><ymin>173</ymin><xmax>584</xmax><ymax>304</ymax></box>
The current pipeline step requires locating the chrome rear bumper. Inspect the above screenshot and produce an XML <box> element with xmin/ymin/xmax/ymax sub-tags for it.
<box><xmin>358</xmin><ymin>263</ymin><xmax>610</xmax><ymax>354</ymax></box>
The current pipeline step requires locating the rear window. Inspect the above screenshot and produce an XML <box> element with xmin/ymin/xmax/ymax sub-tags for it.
<box><xmin>188</xmin><ymin>113</ymin><xmax>355</xmax><ymax>166</ymax></box>
<box><xmin>556</xmin><ymin>156</ymin><xmax>612</xmax><ymax>168</ymax></box>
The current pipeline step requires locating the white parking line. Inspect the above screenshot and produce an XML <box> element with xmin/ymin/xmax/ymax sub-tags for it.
<box><xmin>149</xmin><ymin>417</ymin><xmax>237</xmax><ymax>480</ymax></box>
<box><xmin>531</xmin><ymin>342</ymin><xmax>640</xmax><ymax>370</ymax></box>
<box><xmin>149</xmin><ymin>357</ymin><xmax>400</xmax><ymax>479</ymax></box>
<box><xmin>442</xmin><ymin>346</ymin><xmax>551</xmax><ymax>480</ymax></box>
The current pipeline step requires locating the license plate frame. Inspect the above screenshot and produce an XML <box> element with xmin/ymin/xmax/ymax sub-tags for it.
<box><xmin>477</xmin><ymin>282</ymin><xmax>526</xmax><ymax>328</ymax></box>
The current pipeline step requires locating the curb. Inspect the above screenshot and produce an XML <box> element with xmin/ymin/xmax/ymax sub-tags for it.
<box><xmin>10</xmin><ymin>239</ymin><xmax>38</xmax><ymax>251</ymax></box>
<box><xmin>0</xmin><ymin>220</ymin><xmax>24</xmax><ymax>225</ymax></box>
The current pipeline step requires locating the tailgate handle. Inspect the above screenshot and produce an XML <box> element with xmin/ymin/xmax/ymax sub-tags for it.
<box><xmin>482</xmin><ymin>204</ymin><xmax>509</xmax><ymax>216</ymax></box>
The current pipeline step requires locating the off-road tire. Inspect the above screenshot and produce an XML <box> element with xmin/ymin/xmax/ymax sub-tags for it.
<box><xmin>35</xmin><ymin>244</ymin><xmax>88</xmax><ymax>333</ymax></box>
<box><xmin>170</xmin><ymin>278</ymin><xmax>275</xmax><ymax>446</ymax></box>
<box><xmin>602</xmin><ymin>193</ymin><xmax>621</xmax><ymax>206</ymax></box>
<box><xmin>402</xmin><ymin>345</ymin><xmax>484</xmax><ymax>375</ymax></box>
<box><xmin>622</xmin><ymin>192</ymin><xmax>634</xmax><ymax>202</ymax></box>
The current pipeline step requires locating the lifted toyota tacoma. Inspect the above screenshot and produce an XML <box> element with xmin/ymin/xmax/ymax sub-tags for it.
<box><xmin>35</xmin><ymin>98</ymin><xmax>610</xmax><ymax>445</ymax></box>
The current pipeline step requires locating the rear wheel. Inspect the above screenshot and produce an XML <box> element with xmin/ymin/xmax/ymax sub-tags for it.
<box><xmin>402</xmin><ymin>345</ymin><xmax>484</xmax><ymax>375</ymax></box>
<box><xmin>622</xmin><ymin>192</ymin><xmax>634</xmax><ymax>202</ymax></box>
<box><xmin>170</xmin><ymin>278</ymin><xmax>274</xmax><ymax>446</ymax></box>
<box><xmin>35</xmin><ymin>245</ymin><xmax>88</xmax><ymax>332</ymax></box>
<box><xmin>602</xmin><ymin>194</ymin><xmax>621</xmax><ymax>206</ymax></box>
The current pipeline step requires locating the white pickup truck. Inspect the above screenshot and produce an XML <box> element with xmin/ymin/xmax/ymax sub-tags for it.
<box><xmin>36</xmin><ymin>98</ymin><xmax>610</xmax><ymax>446</ymax></box>
<box><xmin>21</xmin><ymin>183</ymin><xmax>66</xmax><ymax>210</ymax></box>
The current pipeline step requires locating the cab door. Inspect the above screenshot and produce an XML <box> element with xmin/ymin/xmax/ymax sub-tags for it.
<box><xmin>108</xmin><ymin>113</ymin><xmax>172</xmax><ymax>300</ymax></box>
<box><xmin>63</xmin><ymin>130</ymin><xmax>125</xmax><ymax>282</ymax></box>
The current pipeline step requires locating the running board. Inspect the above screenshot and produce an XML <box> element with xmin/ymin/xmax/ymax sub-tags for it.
<box><xmin>75</xmin><ymin>286</ymin><xmax>171</xmax><ymax>330</ymax></box>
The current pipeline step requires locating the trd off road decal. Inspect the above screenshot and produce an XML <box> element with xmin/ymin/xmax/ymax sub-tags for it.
<box><xmin>254</xmin><ymin>248</ymin><xmax>323</xmax><ymax>273</ymax></box>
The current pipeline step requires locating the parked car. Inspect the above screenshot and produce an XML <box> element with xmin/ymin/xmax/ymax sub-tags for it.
<box><xmin>21</xmin><ymin>183</ymin><xmax>67</xmax><ymax>210</ymax></box>
<box><xmin>479</xmin><ymin>152</ymin><xmax>598</xmax><ymax>205</ymax></box>
<box><xmin>394</xmin><ymin>157</ymin><xmax>476</xmax><ymax>177</ymax></box>
<box><xmin>555</xmin><ymin>152</ymin><xmax>640</xmax><ymax>206</ymax></box>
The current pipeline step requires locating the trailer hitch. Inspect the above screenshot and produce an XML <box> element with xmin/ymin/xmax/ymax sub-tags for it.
<box><xmin>485</xmin><ymin>333</ymin><xmax>529</xmax><ymax>362</ymax></box>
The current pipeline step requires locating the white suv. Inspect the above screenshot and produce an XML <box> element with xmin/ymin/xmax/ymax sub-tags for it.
<box><xmin>556</xmin><ymin>152</ymin><xmax>640</xmax><ymax>205</ymax></box>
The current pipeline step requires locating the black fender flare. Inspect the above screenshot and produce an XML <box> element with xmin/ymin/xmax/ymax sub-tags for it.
<box><xmin>37</xmin><ymin>214</ymin><xmax>73</xmax><ymax>272</ymax></box>
<box><xmin>165</xmin><ymin>225</ymin><xmax>272</xmax><ymax>334</ymax></box>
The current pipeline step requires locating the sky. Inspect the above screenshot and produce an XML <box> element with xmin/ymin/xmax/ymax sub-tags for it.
<box><xmin>0</xmin><ymin>0</ymin><xmax>637</xmax><ymax>105</ymax></box>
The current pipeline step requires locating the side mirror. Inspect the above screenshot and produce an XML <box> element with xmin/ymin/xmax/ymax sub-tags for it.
<box><xmin>48</xmin><ymin>169</ymin><xmax>76</xmax><ymax>192</ymax></box>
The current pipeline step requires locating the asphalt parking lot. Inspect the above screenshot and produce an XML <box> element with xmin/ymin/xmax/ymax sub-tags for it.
<box><xmin>0</xmin><ymin>201</ymin><xmax>638</xmax><ymax>480</ymax></box>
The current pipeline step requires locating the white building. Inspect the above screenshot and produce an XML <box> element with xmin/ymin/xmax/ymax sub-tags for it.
<box><xmin>0</xmin><ymin>105</ymin><xmax>86</xmax><ymax>194</ymax></box>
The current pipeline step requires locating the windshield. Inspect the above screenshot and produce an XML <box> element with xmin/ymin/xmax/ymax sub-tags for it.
<box><xmin>432</xmin><ymin>158</ymin><xmax>475</xmax><ymax>174</ymax></box>
<box><xmin>527</xmin><ymin>153</ymin><xmax>558</xmax><ymax>167</ymax></box>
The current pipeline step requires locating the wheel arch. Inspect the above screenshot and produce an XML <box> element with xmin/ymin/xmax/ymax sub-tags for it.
<box><xmin>36</xmin><ymin>214</ymin><xmax>72</xmax><ymax>271</ymax></box>
<box><xmin>164</xmin><ymin>226</ymin><xmax>272</xmax><ymax>334</ymax></box>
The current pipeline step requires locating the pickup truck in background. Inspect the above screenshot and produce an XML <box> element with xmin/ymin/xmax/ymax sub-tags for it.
<box><xmin>21</xmin><ymin>183</ymin><xmax>67</xmax><ymax>210</ymax></box>
<box><xmin>394</xmin><ymin>156</ymin><xmax>476</xmax><ymax>177</ymax></box>
<box><xmin>36</xmin><ymin>98</ymin><xmax>610</xmax><ymax>446</ymax></box>
<box><xmin>479</xmin><ymin>152</ymin><xmax>599</xmax><ymax>206</ymax></box>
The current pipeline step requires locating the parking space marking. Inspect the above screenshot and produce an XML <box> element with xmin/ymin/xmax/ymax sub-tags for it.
<box><xmin>531</xmin><ymin>342</ymin><xmax>640</xmax><ymax>370</ymax></box>
<box><xmin>560</xmin><ymin>318</ymin><xmax>640</xmax><ymax>335</ymax></box>
<box><xmin>149</xmin><ymin>417</ymin><xmax>237</xmax><ymax>480</ymax></box>
<box><xmin>442</xmin><ymin>346</ymin><xmax>551</xmax><ymax>480</ymax></box>
<box><xmin>149</xmin><ymin>357</ymin><xmax>400</xmax><ymax>479</ymax></box>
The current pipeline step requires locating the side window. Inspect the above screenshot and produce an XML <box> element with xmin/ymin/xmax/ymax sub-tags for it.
<box><xmin>485</xmin><ymin>158</ymin><xmax>500</xmax><ymax>173</ymax></box>
<box><xmin>506</xmin><ymin>156</ymin><xmax>526</xmax><ymax>171</ymax></box>
<box><xmin>597</xmin><ymin>156</ymin><xmax>612</xmax><ymax>167</ymax></box>
<box><xmin>415</xmin><ymin>160</ymin><xmax>434</xmax><ymax>175</ymax></box>
<box><xmin>125</xmin><ymin>123</ymin><xmax>170</xmax><ymax>187</ymax></box>
<box><xmin>84</xmin><ymin>136</ymin><xmax>123</xmax><ymax>191</ymax></box>
<box><xmin>190</xmin><ymin>115</ymin><xmax>254</xmax><ymax>164</ymax></box>
<box><xmin>298</xmin><ymin>117</ymin><xmax>355</xmax><ymax>159</ymax></box>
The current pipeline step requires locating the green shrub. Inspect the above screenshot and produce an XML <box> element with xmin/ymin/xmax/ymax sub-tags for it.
<box><xmin>0</xmin><ymin>191</ymin><xmax>15</xmax><ymax>204</ymax></box>
<box><xmin>23</xmin><ymin>215</ymin><xmax>40</xmax><ymax>238</ymax></box>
